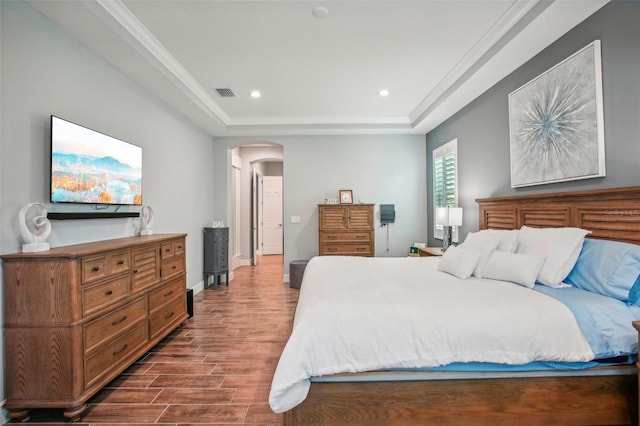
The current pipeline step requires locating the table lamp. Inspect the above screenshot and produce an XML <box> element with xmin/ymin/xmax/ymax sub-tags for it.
<box><xmin>436</xmin><ymin>207</ymin><xmax>463</xmax><ymax>251</ymax></box>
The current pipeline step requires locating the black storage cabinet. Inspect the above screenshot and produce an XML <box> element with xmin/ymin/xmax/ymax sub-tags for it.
<box><xmin>203</xmin><ymin>227</ymin><xmax>229</xmax><ymax>290</ymax></box>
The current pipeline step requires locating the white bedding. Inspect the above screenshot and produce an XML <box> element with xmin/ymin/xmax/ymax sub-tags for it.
<box><xmin>269</xmin><ymin>255</ymin><xmax>594</xmax><ymax>413</ymax></box>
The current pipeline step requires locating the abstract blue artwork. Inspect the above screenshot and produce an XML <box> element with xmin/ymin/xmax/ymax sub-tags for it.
<box><xmin>508</xmin><ymin>40</ymin><xmax>606</xmax><ymax>188</ymax></box>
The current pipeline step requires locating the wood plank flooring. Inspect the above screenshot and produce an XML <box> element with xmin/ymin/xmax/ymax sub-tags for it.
<box><xmin>6</xmin><ymin>255</ymin><xmax>299</xmax><ymax>425</ymax></box>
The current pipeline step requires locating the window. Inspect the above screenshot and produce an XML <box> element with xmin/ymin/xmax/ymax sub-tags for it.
<box><xmin>433</xmin><ymin>139</ymin><xmax>458</xmax><ymax>241</ymax></box>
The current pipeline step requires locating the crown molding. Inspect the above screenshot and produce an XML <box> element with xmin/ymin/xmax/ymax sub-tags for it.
<box><xmin>409</xmin><ymin>0</ymin><xmax>540</xmax><ymax>126</ymax></box>
<box><xmin>93</xmin><ymin>0</ymin><xmax>230</xmax><ymax>125</ymax></box>
<box><xmin>227</xmin><ymin>115</ymin><xmax>412</xmax><ymax>126</ymax></box>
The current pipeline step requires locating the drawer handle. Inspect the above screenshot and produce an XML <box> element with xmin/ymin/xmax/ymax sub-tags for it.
<box><xmin>328</xmin><ymin>248</ymin><xmax>338</xmax><ymax>252</ymax></box>
<box><xmin>327</xmin><ymin>236</ymin><xmax>337</xmax><ymax>240</ymax></box>
<box><xmin>165</xmin><ymin>249</ymin><xmax>171</xmax><ymax>253</ymax></box>
<box><xmin>117</xmin><ymin>260</ymin><xmax>125</xmax><ymax>265</ymax></box>
<box><xmin>112</xmin><ymin>315</ymin><xmax>127</xmax><ymax>326</ymax></box>
<box><xmin>165</xmin><ymin>311</ymin><xmax>174</xmax><ymax>320</ymax></box>
<box><xmin>113</xmin><ymin>344</ymin><xmax>128</xmax><ymax>356</ymax></box>
<box><xmin>357</xmin><ymin>248</ymin><xmax>366</xmax><ymax>251</ymax></box>
<box><xmin>356</xmin><ymin>235</ymin><xmax>366</xmax><ymax>239</ymax></box>
<box><xmin>104</xmin><ymin>289</ymin><xmax>113</xmax><ymax>296</ymax></box>
<box><xmin>91</xmin><ymin>266</ymin><xmax>100</xmax><ymax>272</ymax></box>
<box><xmin>172</xmin><ymin>266</ymin><xmax>177</xmax><ymax>270</ymax></box>
<box><xmin>164</xmin><ymin>290</ymin><xmax>174</xmax><ymax>297</ymax></box>
<box><xmin>133</xmin><ymin>269</ymin><xmax>138</xmax><ymax>273</ymax></box>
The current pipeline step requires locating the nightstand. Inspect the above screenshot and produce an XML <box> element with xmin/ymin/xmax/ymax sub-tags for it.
<box><xmin>418</xmin><ymin>247</ymin><xmax>444</xmax><ymax>257</ymax></box>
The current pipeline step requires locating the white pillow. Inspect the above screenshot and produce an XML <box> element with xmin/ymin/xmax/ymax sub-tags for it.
<box><xmin>482</xmin><ymin>252</ymin><xmax>545</xmax><ymax>288</ymax></box>
<box><xmin>458</xmin><ymin>233</ymin><xmax>499</xmax><ymax>277</ymax></box>
<box><xmin>466</xmin><ymin>229</ymin><xmax>519</xmax><ymax>253</ymax></box>
<box><xmin>515</xmin><ymin>226</ymin><xmax>591</xmax><ymax>288</ymax></box>
<box><xmin>437</xmin><ymin>246</ymin><xmax>480</xmax><ymax>280</ymax></box>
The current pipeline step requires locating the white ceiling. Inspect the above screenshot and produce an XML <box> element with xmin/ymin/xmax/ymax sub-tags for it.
<box><xmin>26</xmin><ymin>0</ymin><xmax>609</xmax><ymax>137</ymax></box>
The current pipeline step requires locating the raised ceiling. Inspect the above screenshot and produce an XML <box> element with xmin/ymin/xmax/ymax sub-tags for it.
<box><xmin>26</xmin><ymin>0</ymin><xmax>608</xmax><ymax>137</ymax></box>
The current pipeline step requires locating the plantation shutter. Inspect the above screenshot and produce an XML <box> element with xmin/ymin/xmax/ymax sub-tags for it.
<box><xmin>433</xmin><ymin>139</ymin><xmax>458</xmax><ymax>240</ymax></box>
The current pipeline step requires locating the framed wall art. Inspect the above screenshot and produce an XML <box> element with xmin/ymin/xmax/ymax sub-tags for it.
<box><xmin>508</xmin><ymin>40</ymin><xmax>606</xmax><ymax>188</ymax></box>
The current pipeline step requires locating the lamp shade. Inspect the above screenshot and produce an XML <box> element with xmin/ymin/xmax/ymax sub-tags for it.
<box><xmin>436</xmin><ymin>207</ymin><xmax>463</xmax><ymax>226</ymax></box>
<box><xmin>435</xmin><ymin>207</ymin><xmax>449</xmax><ymax>226</ymax></box>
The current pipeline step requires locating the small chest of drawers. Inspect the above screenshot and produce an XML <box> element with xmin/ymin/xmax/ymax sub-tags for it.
<box><xmin>203</xmin><ymin>227</ymin><xmax>229</xmax><ymax>290</ymax></box>
<box><xmin>318</xmin><ymin>204</ymin><xmax>375</xmax><ymax>256</ymax></box>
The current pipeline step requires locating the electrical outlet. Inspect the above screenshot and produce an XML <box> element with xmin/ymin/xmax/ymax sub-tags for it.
<box><xmin>290</xmin><ymin>216</ymin><xmax>301</xmax><ymax>224</ymax></box>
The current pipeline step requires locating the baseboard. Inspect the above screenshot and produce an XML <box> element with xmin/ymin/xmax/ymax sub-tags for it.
<box><xmin>192</xmin><ymin>281</ymin><xmax>205</xmax><ymax>295</ymax></box>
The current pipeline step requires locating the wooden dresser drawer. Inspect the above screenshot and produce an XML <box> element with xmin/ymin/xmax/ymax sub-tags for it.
<box><xmin>162</xmin><ymin>257</ymin><xmax>185</xmax><ymax>281</ymax></box>
<box><xmin>149</xmin><ymin>295</ymin><xmax>186</xmax><ymax>338</ymax></box>
<box><xmin>173</xmin><ymin>239</ymin><xmax>185</xmax><ymax>256</ymax></box>
<box><xmin>320</xmin><ymin>243</ymin><xmax>373</xmax><ymax>256</ymax></box>
<box><xmin>82</xmin><ymin>257</ymin><xmax>107</xmax><ymax>284</ymax></box>
<box><xmin>82</xmin><ymin>275</ymin><xmax>131</xmax><ymax>317</ymax></box>
<box><xmin>84</xmin><ymin>321</ymin><xmax>148</xmax><ymax>389</ymax></box>
<box><xmin>161</xmin><ymin>242</ymin><xmax>174</xmax><ymax>258</ymax></box>
<box><xmin>321</xmin><ymin>231</ymin><xmax>372</xmax><ymax>242</ymax></box>
<box><xmin>149</xmin><ymin>278</ymin><xmax>184</xmax><ymax>311</ymax></box>
<box><xmin>84</xmin><ymin>297</ymin><xmax>147</xmax><ymax>354</ymax></box>
<box><xmin>109</xmin><ymin>251</ymin><xmax>130</xmax><ymax>275</ymax></box>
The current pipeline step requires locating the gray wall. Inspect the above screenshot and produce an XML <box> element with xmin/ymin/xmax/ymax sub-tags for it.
<box><xmin>1</xmin><ymin>1</ymin><xmax>215</xmax><ymax>413</ymax></box>
<box><xmin>214</xmin><ymin>135</ymin><xmax>427</xmax><ymax>278</ymax></box>
<box><xmin>426</xmin><ymin>1</ymin><xmax>640</xmax><ymax>246</ymax></box>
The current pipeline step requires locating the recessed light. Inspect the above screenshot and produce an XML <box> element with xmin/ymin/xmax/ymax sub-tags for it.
<box><xmin>312</xmin><ymin>6</ymin><xmax>329</xmax><ymax>19</ymax></box>
<box><xmin>378</xmin><ymin>89</ymin><xmax>389</xmax><ymax>97</ymax></box>
<box><xmin>250</xmin><ymin>90</ymin><xmax>261</xmax><ymax>98</ymax></box>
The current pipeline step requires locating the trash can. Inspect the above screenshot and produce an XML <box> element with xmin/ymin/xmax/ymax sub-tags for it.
<box><xmin>289</xmin><ymin>260</ymin><xmax>309</xmax><ymax>289</ymax></box>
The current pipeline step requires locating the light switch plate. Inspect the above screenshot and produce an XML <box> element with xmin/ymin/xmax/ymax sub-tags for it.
<box><xmin>291</xmin><ymin>216</ymin><xmax>301</xmax><ymax>224</ymax></box>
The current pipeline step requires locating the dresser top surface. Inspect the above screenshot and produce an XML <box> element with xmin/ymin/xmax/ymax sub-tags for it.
<box><xmin>1</xmin><ymin>234</ymin><xmax>187</xmax><ymax>260</ymax></box>
<box><xmin>318</xmin><ymin>203</ymin><xmax>374</xmax><ymax>207</ymax></box>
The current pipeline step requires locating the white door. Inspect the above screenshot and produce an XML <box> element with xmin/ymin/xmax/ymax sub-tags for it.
<box><xmin>262</xmin><ymin>176</ymin><xmax>283</xmax><ymax>255</ymax></box>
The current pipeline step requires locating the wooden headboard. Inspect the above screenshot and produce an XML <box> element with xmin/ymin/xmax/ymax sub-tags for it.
<box><xmin>476</xmin><ymin>186</ymin><xmax>640</xmax><ymax>245</ymax></box>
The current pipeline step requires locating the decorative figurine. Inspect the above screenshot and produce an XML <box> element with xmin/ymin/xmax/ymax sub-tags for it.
<box><xmin>18</xmin><ymin>202</ymin><xmax>51</xmax><ymax>252</ymax></box>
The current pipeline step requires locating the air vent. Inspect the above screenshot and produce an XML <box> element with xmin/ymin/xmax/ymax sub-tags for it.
<box><xmin>215</xmin><ymin>88</ymin><xmax>235</xmax><ymax>97</ymax></box>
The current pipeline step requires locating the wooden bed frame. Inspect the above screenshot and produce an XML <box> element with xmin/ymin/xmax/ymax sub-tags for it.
<box><xmin>283</xmin><ymin>186</ymin><xmax>640</xmax><ymax>426</ymax></box>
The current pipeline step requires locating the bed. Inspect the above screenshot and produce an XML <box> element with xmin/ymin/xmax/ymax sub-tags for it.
<box><xmin>272</xmin><ymin>186</ymin><xmax>640</xmax><ymax>425</ymax></box>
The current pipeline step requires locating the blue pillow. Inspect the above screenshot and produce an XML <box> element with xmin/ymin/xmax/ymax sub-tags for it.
<box><xmin>565</xmin><ymin>239</ymin><xmax>640</xmax><ymax>305</ymax></box>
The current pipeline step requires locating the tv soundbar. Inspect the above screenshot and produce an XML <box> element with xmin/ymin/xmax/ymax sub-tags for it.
<box><xmin>47</xmin><ymin>212</ymin><xmax>140</xmax><ymax>220</ymax></box>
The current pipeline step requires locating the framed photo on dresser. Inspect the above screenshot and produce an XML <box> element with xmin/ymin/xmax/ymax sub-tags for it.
<box><xmin>339</xmin><ymin>189</ymin><xmax>353</xmax><ymax>204</ymax></box>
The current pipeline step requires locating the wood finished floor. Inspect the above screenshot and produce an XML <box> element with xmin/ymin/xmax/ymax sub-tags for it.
<box><xmin>7</xmin><ymin>255</ymin><xmax>298</xmax><ymax>425</ymax></box>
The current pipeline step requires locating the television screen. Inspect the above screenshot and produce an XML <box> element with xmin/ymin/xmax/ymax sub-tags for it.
<box><xmin>50</xmin><ymin>116</ymin><xmax>142</xmax><ymax>205</ymax></box>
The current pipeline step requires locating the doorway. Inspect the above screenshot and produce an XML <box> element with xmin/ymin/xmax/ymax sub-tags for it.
<box><xmin>262</xmin><ymin>176</ymin><xmax>283</xmax><ymax>255</ymax></box>
<box><xmin>231</xmin><ymin>144</ymin><xmax>283</xmax><ymax>268</ymax></box>
<box><xmin>251</xmin><ymin>167</ymin><xmax>284</xmax><ymax>262</ymax></box>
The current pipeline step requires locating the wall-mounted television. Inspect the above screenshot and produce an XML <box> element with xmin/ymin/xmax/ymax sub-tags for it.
<box><xmin>50</xmin><ymin>116</ymin><xmax>142</xmax><ymax>206</ymax></box>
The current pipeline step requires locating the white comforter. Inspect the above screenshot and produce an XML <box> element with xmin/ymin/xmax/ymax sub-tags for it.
<box><xmin>269</xmin><ymin>255</ymin><xmax>594</xmax><ymax>413</ymax></box>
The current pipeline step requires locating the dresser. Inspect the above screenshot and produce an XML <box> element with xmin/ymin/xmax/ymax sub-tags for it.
<box><xmin>318</xmin><ymin>204</ymin><xmax>375</xmax><ymax>256</ymax></box>
<box><xmin>203</xmin><ymin>227</ymin><xmax>229</xmax><ymax>290</ymax></box>
<box><xmin>1</xmin><ymin>234</ymin><xmax>188</xmax><ymax>421</ymax></box>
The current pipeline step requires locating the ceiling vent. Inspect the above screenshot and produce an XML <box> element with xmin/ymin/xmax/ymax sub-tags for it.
<box><xmin>215</xmin><ymin>88</ymin><xmax>235</xmax><ymax>97</ymax></box>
